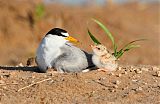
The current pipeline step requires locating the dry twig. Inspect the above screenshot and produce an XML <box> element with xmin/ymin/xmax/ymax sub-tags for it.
<box><xmin>18</xmin><ymin>78</ymin><xmax>52</xmax><ymax>92</ymax></box>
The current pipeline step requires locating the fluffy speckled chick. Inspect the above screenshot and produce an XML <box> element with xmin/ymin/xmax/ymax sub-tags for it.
<box><xmin>91</xmin><ymin>44</ymin><xmax>118</xmax><ymax>72</ymax></box>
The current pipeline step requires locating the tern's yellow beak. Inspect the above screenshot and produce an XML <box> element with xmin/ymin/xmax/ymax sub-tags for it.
<box><xmin>65</xmin><ymin>36</ymin><xmax>79</xmax><ymax>43</ymax></box>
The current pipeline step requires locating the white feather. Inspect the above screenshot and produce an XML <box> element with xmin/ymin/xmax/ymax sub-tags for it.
<box><xmin>36</xmin><ymin>34</ymin><xmax>67</xmax><ymax>72</ymax></box>
<box><xmin>61</xmin><ymin>32</ymin><xmax>69</xmax><ymax>37</ymax></box>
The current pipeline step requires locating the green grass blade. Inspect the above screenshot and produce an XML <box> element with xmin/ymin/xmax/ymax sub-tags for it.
<box><xmin>124</xmin><ymin>44</ymin><xmax>140</xmax><ymax>51</ymax></box>
<box><xmin>116</xmin><ymin>44</ymin><xmax>140</xmax><ymax>59</ymax></box>
<box><xmin>116</xmin><ymin>51</ymin><xmax>124</xmax><ymax>59</ymax></box>
<box><xmin>122</xmin><ymin>39</ymin><xmax>146</xmax><ymax>50</ymax></box>
<box><xmin>92</xmin><ymin>19</ymin><xmax>115</xmax><ymax>46</ymax></box>
<box><xmin>114</xmin><ymin>44</ymin><xmax>118</xmax><ymax>56</ymax></box>
<box><xmin>87</xmin><ymin>28</ymin><xmax>101</xmax><ymax>44</ymax></box>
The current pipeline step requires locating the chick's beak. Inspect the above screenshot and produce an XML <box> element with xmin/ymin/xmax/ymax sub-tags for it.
<box><xmin>65</xmin><ymin>36</ymin><xmax>79</xmax><ymax>43</ymax></box>
<box><xmin>90</xmin><ymin>45</ymin><xmax>94</xmax><ymax>48</ymax></box>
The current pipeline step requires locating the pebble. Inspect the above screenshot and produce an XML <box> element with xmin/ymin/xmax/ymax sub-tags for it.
<box><xmin>136</xmin><ymin>87</ymin><xmax>143</xmax><ymax>91</ymax></box>
<box><xmin>122</xmin><ymin>71</ymin><xmax>127</xmax><ymax>74</ymax></box>
<box><xmin>142</xmin><ymin>82</ymin><xmax>147</xmax><ymax>85</ymax></box>
<box><xmin>122</xmin><ymin>86</ymin><xmax>128</xmax><ymax>90</ymax></box>
<box><xmin>132</xmin><ymin>79</ymin><xmax>138</xmax><ymax>82</ymax></box>
<box><xmin>18</xmin><ymin>63</ymin><xmax>23</xmax><ymax>67</ymax></box>
<box><xmin>0</xmin><ymin>80</ymin><xmax>5</xmax><ymax>84</ymax></box>
<box><xmin>46</xmin><ymin>73</ymin><xmax>53</xmax><ymax>77</ymax></box>
<box><xmin>141</xmin><ymin>67</ymin><xmax>149</xmax><ymax>71</ymax></box>
<box><xmin>109</xmin><ymin>72</ymin><xmax>115</xmax><ymax>76</ymax></box>
<box><xmin>109</xmin><ymin>88</ymin><xmax>115</xmax><ymax>92</ymax></box>
<box><xmin>130</xmin><ymin>66</ymin><xmax>134</xmax><ymax>69</ymax></box>
<box><xmin>113</xmin><ymin>85</ymin><xmax>118</xmax><ymax>89</ymax></box>
<box><xmin>156</xmin><ymin>71</ymin><xmax>160</xmax><ymax>77</ymax></box>
<box><xmin>48</xmin><ymin>80</ymin><xmax>54</xmax><ymax>84</ymax></box>
<box><xmin>118</xmin><ymin>67</ymin><xmax>122</xmax><ymax>70</ymax></box>
<box><xmin>155</xmin><ymin>80</ymin><xmax>158</xmax><ymax>82</ymax></box>
<box><xmin>152</xmin><ymin>67</ymin><xmax>159</xmax><ymax>71</ymax></box>
<box><xmin>124</xmin><ymin>71</ymin><xmax>128</xmax><ymax>74</ymax></box>
<box><xmin>98</xmin><ymin>77</ymin><xmax>106</xmax><ymax>80</ymax></box>
<box><xmin>116</xmin><ymin>74</ymin><xmax>122</xmax><ymax>77</ymax></box>
<box><xmin>135</xmin><ymin>68</ymin><xmax>142</xmax><ymax>74</ymax></box>
<box><xmin>2</xmin><ymin>86</ymin><xmax>7</xmax><ymax>89</ymax></box>
<box><xmin>113</xmin><ymin>80</ymin><xmax>121</xmax><ymax>85</ymax></box>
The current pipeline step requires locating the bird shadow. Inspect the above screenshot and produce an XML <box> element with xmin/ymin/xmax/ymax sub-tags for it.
<box><xmin>0</xmin><ymin>66</ymin><xmax>41</xmax><ymax>72</ymax></box>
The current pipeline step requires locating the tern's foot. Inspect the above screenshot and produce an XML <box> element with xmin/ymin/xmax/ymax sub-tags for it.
<box><xmin>48</xmin><ymin>68</ymin><xmax>60</xmax><ymax>74</ymax></box>
<box><xmin>97</xmin><ymin>68</ymin><xmax>108</xmax><ymax>72</ymax></box>
<box><xmin>49</xmin><ymin>70</ymin><xmax>59</xmax><ymax>74</ymax></box>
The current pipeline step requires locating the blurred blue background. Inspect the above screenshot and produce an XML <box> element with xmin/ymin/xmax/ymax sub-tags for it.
<box><xmin>45</xmin><ymin>0</ymin><xmax>159</xmax><ymax>5</ymax></box>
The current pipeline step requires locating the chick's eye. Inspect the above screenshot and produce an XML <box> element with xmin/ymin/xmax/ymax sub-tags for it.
<box><xmin>97</xmin><ymin>48</ymin><xmax>100</xmax><ymax>50</ymax></box>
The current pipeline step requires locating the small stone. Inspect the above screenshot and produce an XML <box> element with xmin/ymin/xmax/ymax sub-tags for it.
<box><xmin>130</xmin><ymin>66</ymin><xmax>134</xmax><ymax>69</ymax></box>
<box><xmin>48</xmin><ymin>80</ymin><xmax>54</xmax><ymax>84</ymax></box>
<box><xmin>152</xmin><ymin>67</ymin><xmax>159</xmax><ymax>71</ymax></box>
<box><xmin>141</xmin><ymin>67</ymin><xmax>149</xmax><ymax>71</ymax></box>
<box><xmin>12</xmin><ymin>80</ymin><xmax>18</xmax><ymax>84</ymax></box>
<box><xmin>1</xmin><ymin>74</ymin><xmax>10</xmax><ymax>78</ymax></box>
<box><xmin>136</xmin><ymin>87</ymin><xmax>143</xmax><ymax>91</ymax></box>
<box><xmin>31</xmin><ymin>80</ymin><xmax>35</xmax><ymax>83</ymax></box>
<box><xmin>124</xmin><ymin>71</ymin><xmax>128</xmax><ymax>74</ymax></box>
<box><xmin>118</xmin><ymin>67</ymin><xmax>122</xmax><ymax>70</ymax></box>
<box><xmin>109</xmin><ymin>89</ymin><xmax>115</xmax><ymax>92</ymax></box>
<box><xmin>46</xmin><ymin>73</ymin><xmax>53</xmax><ymax>77</ymax></box>
<box><xmin>102</xmin><ymin>77</ymin><xmax>106</xmax><ymax>80</ymax></box>
<box><xmin>18</xmin><ymin>63</ymin><xmax>23</xmax><ymax>67</ymax></box>
<box><xmin>2</xmin><ymin>86</ymin><xmax>7</xmax><ymax>89</ymax></box>
<box><xmin>122</xmin><ymin>71</ymin><xmax>128</xmax><ymax>74</ymax></box>
<box><xmin>122</xmin><ymin>86</ymin><xmax>128</xmax><ymax>90</ymax></box>
<box><xmin>142</xmin><ymin>82</ymin><xmax>147</xmax><ymax>85</ymax></box>
<box><xmin>0</xmin><ymin>80</ymin><xmax>5</xmax><ymax>84</ymax></box>
<box><xmin>132</xmin><ymin>79</ymin><xmax>138</xmax><ymax>82</ymax></box>
<box><xmin>113</xmin><ymin>80</ymin><xmax>121</xmax><ymax>85</ymax></box>
<box><xmin>109</xmin><ymin>72</ymin><xmax>115</xmax><ymax>76</ymax></box>
<box><xmin>135</xmin><ymin>68</ymin><xmax>142</xmax><ymax>74</ymax></box>
<box><xmin>155</xmin><ymin>80</ymin><xmax>158</xmax><ymax>82</ymax></box>
<box><xmin>156</xmin><ymin>71</ymin><xmax>160</xmax><ymax>77</ymax></box>
<box><xmin>116</xmin><ymin>74</ymin><xmax>122</xmax><ymax>77</ymax></box>
<box><xmin>113</xmin><ymin>85</ymin><xmax>118</xmax><ymax>89</ymax></box>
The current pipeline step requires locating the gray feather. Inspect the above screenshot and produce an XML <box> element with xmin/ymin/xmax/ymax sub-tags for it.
<box><xmin>53</xmin><ymin>44</ymin><xmax>94</xmax><ymax>73</ymax></box>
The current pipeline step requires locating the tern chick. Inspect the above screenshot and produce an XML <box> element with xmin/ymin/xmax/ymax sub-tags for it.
<box><xmin>91</xmin><ymin>44</ymin><xmax>118</xmax><ymax>72</ymax></box>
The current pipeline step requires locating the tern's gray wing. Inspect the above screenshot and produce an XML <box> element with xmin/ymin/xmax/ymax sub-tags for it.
<box><xmin>53</xmin><ymin>44</ymin><xmax>92</xmax><ymax>73</ymax></box>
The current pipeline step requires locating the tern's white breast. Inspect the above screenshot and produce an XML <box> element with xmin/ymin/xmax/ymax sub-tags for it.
<box><xmin>36</xmin><ymin>35</ymin><xmax>67</xmax><ymax>69</ymax></box>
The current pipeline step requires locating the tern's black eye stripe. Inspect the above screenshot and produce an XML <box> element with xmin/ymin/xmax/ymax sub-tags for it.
<box><xmin>46</xmin><ymin>28</ymin><xmax>68</xmax><ymax>37</ymax></box>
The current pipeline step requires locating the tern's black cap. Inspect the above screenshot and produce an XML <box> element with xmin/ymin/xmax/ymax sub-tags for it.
<box><xmin>46</xmin><ymin>28</ymin><xmax>68</xmax><ymax>37</ymax></box>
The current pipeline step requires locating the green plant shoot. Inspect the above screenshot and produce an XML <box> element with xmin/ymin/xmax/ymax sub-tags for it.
<box><xmin>87</xmin><ymin>19</ymin><xmax>146</xmax><ymax>59</ymax></box>
<box><xmin>87</xmin><ymin>28</ymin><xmax>101</xmax><ymax>44</ymax></box>
<box><xmin>35</xmin><ymin>3</ymin><xmax>45</xmax><ymax>21</ymax></box>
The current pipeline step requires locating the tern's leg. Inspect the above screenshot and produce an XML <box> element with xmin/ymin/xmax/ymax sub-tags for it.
<box><xmin>47</xmin><ymin>68</ymin><xmax>60</xmax><ymax>74</ymax></box>
<box><xmin>55</xmin><ymin>67</ymin><xmax>65</xmax><ymax>73</ymax></box>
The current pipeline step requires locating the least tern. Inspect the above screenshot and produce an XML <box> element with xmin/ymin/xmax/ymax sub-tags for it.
<box><xmin>36</xmin><ymin>28</ymin><xmax>94</xmax><ymax>73</ymax></box>
<box><xmin>91</xmin><ymin>44</ymin><xmax>118</xmax><ymax>72</ymax></box>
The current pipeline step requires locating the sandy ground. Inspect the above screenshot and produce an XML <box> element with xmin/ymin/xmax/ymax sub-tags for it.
<box><xmin>0</xmin><ymin>65</ymin><xmax>160</xmax><ymax>104</ymax></box>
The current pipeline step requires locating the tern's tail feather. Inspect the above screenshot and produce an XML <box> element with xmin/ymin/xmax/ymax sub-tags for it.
<box><xmin>83</xmin><ymin>51</ymin><xmax>96</xmax><ymax>69</ymax></box>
